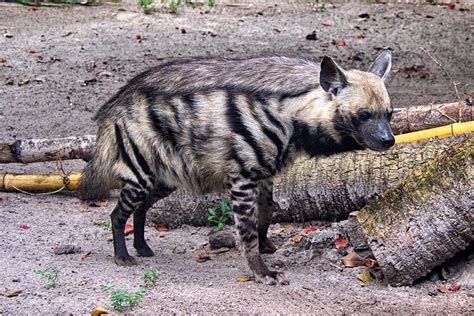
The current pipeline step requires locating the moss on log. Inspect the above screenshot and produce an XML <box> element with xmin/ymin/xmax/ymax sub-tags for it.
<box><xmin>356</xmin><ymin>136</ymin><xmax>473</xmax><ymax>286</ymax></box>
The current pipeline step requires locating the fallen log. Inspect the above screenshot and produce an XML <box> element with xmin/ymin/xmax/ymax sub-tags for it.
<box><xmin>345</xmin><ymin>136</ymin><xmax>473</xmax><ymax>286</ymax></box>
<box><xmin>0</xmin><ymin>136</ymin><xmax>469</xmax><ymax>226</ymax></box>
<box><xmin>0</xmin><ymin>135</ymin><xmax>95</xmax><ymax>164</ymax></box>
<box><xmin>0</xmin><ymin>102</ymin><xmax>471</xmax><ymax>164</ymax></box>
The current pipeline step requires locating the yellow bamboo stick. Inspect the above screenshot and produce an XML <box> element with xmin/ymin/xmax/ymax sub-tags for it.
<box><xmin>0</xmin><ymin>172</ymin><xmax>82</xmax><ymax>193</ymax></box>
<box><xmin>395</xmin><ymin>121</ymin><xmax>474</xmax><ymax>144</ymax></box>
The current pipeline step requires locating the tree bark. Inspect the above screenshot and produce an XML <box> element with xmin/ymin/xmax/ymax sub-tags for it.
<box><xmin>0</xmin><ymin>102</ymin><xmax>471</xmax><ymax>164</ymax></box>
<box><xmin>351</xmin><ymin>136</ymin><xmax>473</xmax><ymax>286</ymax></box>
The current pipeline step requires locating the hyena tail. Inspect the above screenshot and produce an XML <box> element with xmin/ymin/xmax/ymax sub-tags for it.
<box><xmin>78</xmin><ymin>121</ymin><xmax>117</xmax><ymax>201</ymax></box>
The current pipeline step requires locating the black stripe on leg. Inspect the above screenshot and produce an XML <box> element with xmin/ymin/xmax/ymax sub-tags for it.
<box><xmin>115</xmin><ymin>124</ymin><xmax>147</xmax><ymax>189</ymax></box>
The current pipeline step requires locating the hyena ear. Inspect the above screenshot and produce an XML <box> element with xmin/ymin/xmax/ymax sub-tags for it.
<box><xmin>368</xmin><ymin>50</ymin><xmax>392</xmax><ymax>81</ymax></box>
<box><xmin>320</xmin><ymin>56</ymin><xmax>348</xmax><ymax>96</ymax></box>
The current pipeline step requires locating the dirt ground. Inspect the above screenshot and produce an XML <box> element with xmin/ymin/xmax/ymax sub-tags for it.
<box><xmin>0</xmin><ymin>0</ymin><xmax>473</xmax><ymax>313</ymax></box>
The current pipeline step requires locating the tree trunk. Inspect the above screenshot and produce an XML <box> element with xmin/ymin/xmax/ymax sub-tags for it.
<box><xmin>149</xmin><ymin>136</ymin><xmax>468</xmax><ymax>227</ymax></box>
<box><xmin>352</xmin><ymin>136</ymin><xmax>473</xmax><ymax>286</ymax></box>
<box><xmin>1</xmin><ymin>102</ymin><xmax>470</xmax><ymax>164</ymax></box>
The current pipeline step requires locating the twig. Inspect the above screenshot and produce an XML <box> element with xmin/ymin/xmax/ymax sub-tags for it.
<box><xmin>420</xmin><ymin>47</ymin><xmax>464</xmax><ymax>122</ymax></box>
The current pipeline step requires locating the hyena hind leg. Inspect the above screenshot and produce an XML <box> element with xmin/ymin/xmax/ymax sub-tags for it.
<box><xmin>230</xmin><ymin>177</ymin><xmax>288</xmax><ymax>285</ymax></box>
<box><xmin>257</xmin><ymin>179</ymin><xmax>278</xmax><ymax>254</ymax></box>
<box><xmin>111</xmin><ymin>182</ymin><xmax>174</xmax><ymax>266</ymax></box>
<box><xmin>133</xmin><ymin>184</ymin><xmax>175</xmax><ymax>257</ymax></box>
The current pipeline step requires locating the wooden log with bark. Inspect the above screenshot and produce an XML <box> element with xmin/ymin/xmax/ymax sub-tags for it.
<box><xmin>0</xmin><ymin>102</ymin><xmax>471</xmax><ymax>164</ymax></box>
<box><xmin>0</xmin><ymin>136</ymin><xmax>469</xmax><ymax>226</ymax></box>
<box><xmin>343</xmin><ymin>136</ymin><xmax>473</xmax><ymax>286</ymax></box>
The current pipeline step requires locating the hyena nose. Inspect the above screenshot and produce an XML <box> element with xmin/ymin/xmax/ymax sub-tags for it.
<box><xmin>381</xmin><ymin>134</ymin><xmax>395</xmax><ymax>147</ymax></box>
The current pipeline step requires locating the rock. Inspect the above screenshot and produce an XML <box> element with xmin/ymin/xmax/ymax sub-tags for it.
<box><xmin>208</xmin><ymin>229</ymin><xmax>236</xmax><ymax>249</ymax></box>
<box><xmin>53</xmin><ymin>244</ymin><xmax>82</xmax><ymax>255</ymax></box>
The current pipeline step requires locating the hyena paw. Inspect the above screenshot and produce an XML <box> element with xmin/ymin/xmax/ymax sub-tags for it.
<box><xmin>259</xmin><ymin>238</ymin><xmax>277</xmax><ymax>254</ymax></box>
<box><xmin>114</xmin><ymin>255</ymin><xmax>138</xmax><ymax>266</ymax></box>
<box><xmin>135</xmin><ymin>245</ymin><xmax>155</xmax><ymax>257</ymax></box>
<box><xmin>255</xmin><ymin>271</ymin><xmax>289</xmax><ymax>286</ymax></box>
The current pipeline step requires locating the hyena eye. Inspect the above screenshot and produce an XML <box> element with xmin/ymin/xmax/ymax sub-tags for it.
<box><xmin>359</xmin><ymin>111</ymin><xmax>371</xmax><ymax>122</ymax></box>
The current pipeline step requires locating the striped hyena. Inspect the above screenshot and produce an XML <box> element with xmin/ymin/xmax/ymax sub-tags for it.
<box><xmin>79</xmin><ymin>50</ymin><xmax>394</xmax><ymax>285</ymax></box>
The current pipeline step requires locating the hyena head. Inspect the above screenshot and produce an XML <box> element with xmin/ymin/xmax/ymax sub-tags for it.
<box><xmin>320</xmin><ymin>50</ymin><xmax>395</xmax><ymax>152</ymax></box>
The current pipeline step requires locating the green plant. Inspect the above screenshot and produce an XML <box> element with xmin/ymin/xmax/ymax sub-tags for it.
<box><xmin>168</xmin><ymin>0</ymin><xmax>181</xmax><ymax>11</ymax></box>
<box><xmin>35</xmin><ymin>267</ymin><xmax>60</xmax><ymax>287</ymax></box>
<box><xmin>207</xmin><ymin>199</ymin><xmax>233</xmax><ymax>230</ymax></box>
<box><xmin>98</xmin><ymin>220</ymin><xmax>112</xmax><ymax>230</ymax></box>
<box><xmin>138</xmin><ymin>0</ymin><xmax>154</xmax><ymax>13</ymax></box>
<box><xmin>207</xmin><ymin>0</ymin><xmax>215</xmax><ymax>7</ymax></box>
<box><xmin>143</xmin><ymin>268</ymin><xmax>160</xmax><ymax>284</ymax></box>
<box><xmin>101</xmin><ymin>284</ymin><xmax>149</xmax><ymax>312</ymax></box>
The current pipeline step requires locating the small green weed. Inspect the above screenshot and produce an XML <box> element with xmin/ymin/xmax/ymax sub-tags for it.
<box><xmin>207</xmin><ymin>199</ymin><xmax>233</xmax><ymax>230</ymax></box>
<box><xmin>101</xmin><ymin>284</ymin><xmax>149</xmax><ymax>312</ymax></box>
<box><xmin>35</xmin><ymin>267</ymin><xmax>60</xmax><ymax>287</ymax></box>
<box><xmin>138</xmin><ymin>0</ymin><xmax>154</xmax><ymax>14</ymax></box>
<box><xmin>207</xmin><ymin>0</ymin><xmax>215</xmax><ymax>7</ymax></box>
<box><xmin>143</xmin><ymin>268</ymin><xmax>160</xmax><ymax>284</ymax></box>
<box><xmin>98</xmin><ymin>220</ymin><xmax>112</xmax><ymax>230</ymax></box>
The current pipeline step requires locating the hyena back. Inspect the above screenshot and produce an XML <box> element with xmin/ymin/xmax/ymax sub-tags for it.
<box><xmin>79</xmin><ymin>51</ymin><xmax>394</xmax><ymax>285</ymax></box>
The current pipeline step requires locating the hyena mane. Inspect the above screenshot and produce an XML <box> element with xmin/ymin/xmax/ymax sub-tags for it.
<box><xmin>79</xmin><ymin>51</ymin><xmax>394</xmax><ymax>285</ymax></box>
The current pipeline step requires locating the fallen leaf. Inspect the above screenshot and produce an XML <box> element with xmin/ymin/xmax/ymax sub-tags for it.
<box><xmin>27</xmin><ymin>7</ymin><xmax>38</xmax><ymax>12</ymax></box>
<box><xmin>0</xmin><ymin>58</ymin><xmax>6</xmax><ymax>64</ymax></box>
<box><xmin>358</xmin><ymin>13</ymin><xmax>370</xmax><ymax>18</ymax></box>
<box><xmin>291</xmin><ymin>235</ymin><xmax>304</xmax><ymax>243</ymax></box>
<box><xmin>1</xmin><ymin>289</ymin><xmax>22</xmax><ymax>297</ymax></box>
<box><xmin>273</xmin><ymin>28</ymin><xmax>281</xmax><ymax>33</ymax></box>
<box><xmin>437</xmin><ymin>282</ymin><xmax>449</xmax><ymax>293</ymax></box>
<box><xmin>196</xmin><ymin>252</ymin><xmax>211</xmax><ymax>262</ymax></box>
<box><xmin>155</xmin><ymin>224</ymin><xmax>168</xmax><ymax>232</ymax></box>
<box><xmin>124</xmin><ymin>224</ymin><xmax>134</xmax><ymax>235</ymax></box>
<box><xmin>271</xmin><ymin>227</ymin><xmax>285</xmax><ymax>235</ymax></box>
<box><xmin>90</xmin><ymin>306</ymin><xmax>108</xmax><ymax>315</ymax></box>
<box><xmin>321</xmin><ymin>22</ymin><xmax>332</xmax><ymax>26</ymax></box>
<box><xmin>283</xmin><ymin>225</ymin><xmax>295</xmax><ymax>234</ymax></box>
<box><xmin>447</xmin><ymin>3</ymin><xmax>455</xmax><ymax>9</ymax></box>
<box><xmin>365</xmin><ymin>258</ymin><xmax>378</xmax><ymax>268</ymax></box>
<box><xmin>355</xmin><ymin>34</ymin><xmax>366</xmax><ymax>39</ymax></box>
<box><xmin>341</xmin><ymin>252</ymin><xmax>367</xmax><ymax>268</ymax></box>
<box><xmin>335</xmin><ymin>237</ymin><xmax>349</xmax><ymax>249</ymax></box>
<box><xmin>83</xmin><ymin>77</ymin><xmax>97</xmax><ymax>85</ymax></box>
<box><xmin>236</xmin><ymin>276</ymin><xmax>251</xmax><ymax>282</ymax></box>
<box><xmin>448</xmin><ymin>284</ymin><xmax>461</xmax><ymax>292</ymax></box>
<box><xmin>136</xmin><ymin>34</ymin><xmax>144</xmax><ymax>41</ymax></box>
<box><xmin>415</xmin><ymin>69</ymin><xmax>433</xmax><ymax>79</ymax></box>
<box><xmin>303</xmin><ymin>226</ymin><xmax>320</xmax><ymax>234</ymax></box>
<box><xmin>80</xmin><ymin>251</ymin><xmax>91</xmax><ymax>257</ymax></box>
<box><xmin>357</xmin><ymin>268</ymin><xmax>372</xmax><ymax>283</ymax></box>
<box><xmin>335</xmin><ymin>40</ymin><xmax>347</xmax><ymax>47</ymax></box>
<box><xmin>19</xmin><ymin>225</ymin><xmax>30</xmax><ymax>229</ymax></box>
<box><xmin>28</xmin><ymin>48</ymin><xmax>38</xmax><ymax>54</ymax></box>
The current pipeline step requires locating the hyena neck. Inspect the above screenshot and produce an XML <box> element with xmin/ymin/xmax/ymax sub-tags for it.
<box><xmin>290</xmin><ymin>120</ymin><xmax>363</xmax><ymax>157</ymax></box>
<box><xmin>282</xmin><ymin>88</ymin><xmax>364</xmax><ymax>158</ymax></box>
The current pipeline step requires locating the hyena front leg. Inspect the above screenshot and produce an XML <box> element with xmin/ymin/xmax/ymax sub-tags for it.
<box><xmin>230</xmin><ymin>177</ymin><xmax>288</xmax><ymax>285</ymax></box>
<box><xmin>133</xmin><ymin>184</ymin><xmax>175</xmax><ymax>257</ymax></box>
<box><xmin>257</xmin><ymin>179</ymin><xmax>278</xmax><ymax>254</ymax></box>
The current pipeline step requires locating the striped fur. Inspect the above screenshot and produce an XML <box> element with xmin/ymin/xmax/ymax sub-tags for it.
<box><xmin>79</xmin><ymin>51</ymin><xmax>394</xmax><ymax>284</ymax></box>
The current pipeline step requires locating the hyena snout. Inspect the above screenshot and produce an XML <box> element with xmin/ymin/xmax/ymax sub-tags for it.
<box><xmin>361</xmin><ymin>119</ymin><xmax>395</xmax><ymax>151</ymax></box>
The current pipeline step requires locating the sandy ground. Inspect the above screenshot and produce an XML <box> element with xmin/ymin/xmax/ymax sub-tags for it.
<box><xmin>0</xmin><ymin>0</ymin><xmax>473</xmax><ymax>313</ymax></box>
